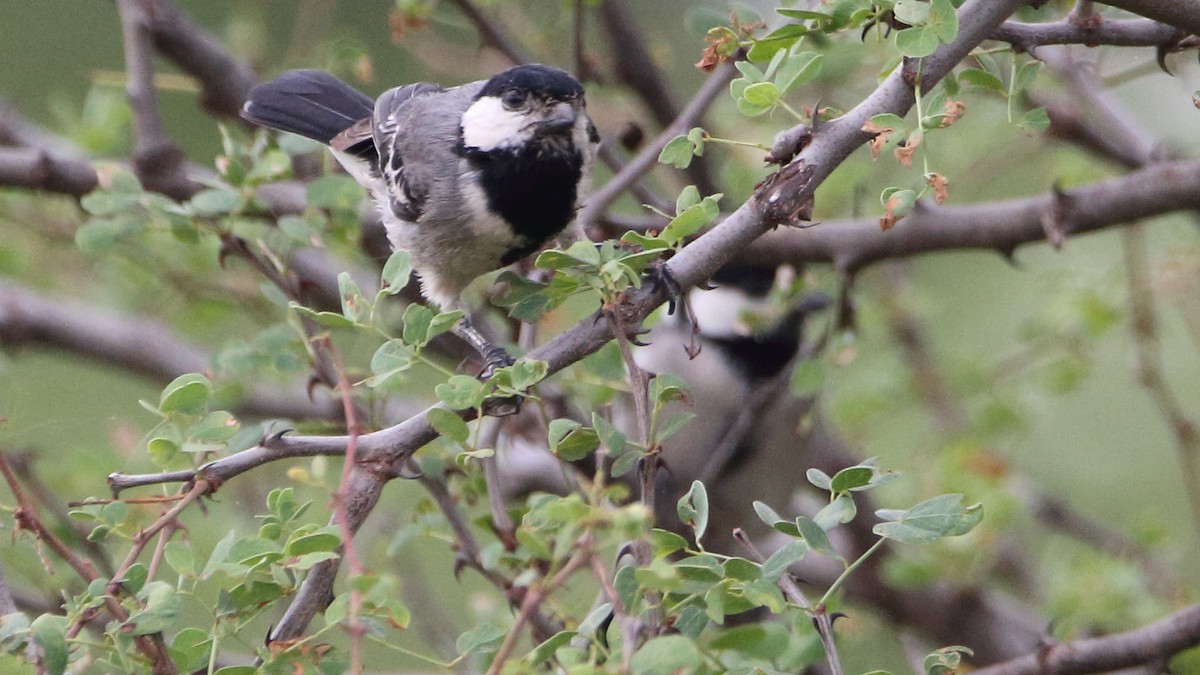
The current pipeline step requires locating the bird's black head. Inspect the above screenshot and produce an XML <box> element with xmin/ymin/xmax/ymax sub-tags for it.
<box><xmin>459</xmin><ymin>64</ymin><xmax>593</xmax><ymax>155</ymax></box>
<box><xmin>477</xmin><ymin>64</ymin><xmax>585</xmax><ymax>103</ymax></box>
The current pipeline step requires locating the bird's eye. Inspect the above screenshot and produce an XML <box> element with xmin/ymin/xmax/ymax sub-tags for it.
<box><xmin>501</xmin><ymin>90</ymin><xmax>526</xmax><ymax>110</ymax></box>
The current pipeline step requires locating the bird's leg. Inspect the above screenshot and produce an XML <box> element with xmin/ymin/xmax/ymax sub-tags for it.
<box><xmin>452</xmin><ymin>317</ymin><xmax>521</xmax><ymax>417</ymax></box>
<box><xmin>452</xmin><ymin>316</ymin><xmax>514</xmax><ymax>378</ymax></box>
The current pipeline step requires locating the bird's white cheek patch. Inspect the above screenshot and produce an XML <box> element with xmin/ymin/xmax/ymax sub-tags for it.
<box><xmin>461</xmin><ymin>97</ymin><xmax>531</xmax><ymax>151</ymax></box>
<box><xmin>688</xmin><ymin>287</ymin><xmax>768</xmax><ymax>340</ymax></box>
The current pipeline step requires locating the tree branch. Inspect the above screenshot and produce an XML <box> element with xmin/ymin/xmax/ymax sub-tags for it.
<box><xmin>142</xmin><ymin>0</ymin><xmax>259</xmax><ymax>119</ymax></box>
<box><xmin>0</xmin><ymin>280</ymin><xmax>340</xmax><ymax>421</ymax></box>
<box><xmin>597</xmin><ymin>0</ymin><xmax>719</xmax><ymax>196</ymax></box>
<box><xmin>447</xmin><ymin>0</ymin><xmax>529</xmax><ymax>64</ymax></box>
<box><xmin>738</xmin><ymin>160</ymin><xmax>1200</xmax><ymax>274</ymax></box>
<box><xmin>1100</xmin><ymin>0</ymin><xmax>1200</xmax><ymax>35</ymax></box>
<box><xmin>993</xmin><ymin>17</ymin><xmax>1184</xmax><ymax>48</ymax></box>
<box><xmin>115</xmin><ymin>0</ymin><xmax>192</xmax><ymax>197</ymax></box>
<box><xmin>973</xmin><ymin>603</ymin><xmax>1200</xmax><ymax>675</ymax></box>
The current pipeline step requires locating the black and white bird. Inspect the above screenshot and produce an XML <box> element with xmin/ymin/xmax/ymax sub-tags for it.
<box><xmin>242</xmin><ymin>65</ymin><xmax>599</xmax><ymax>372</ymax></box>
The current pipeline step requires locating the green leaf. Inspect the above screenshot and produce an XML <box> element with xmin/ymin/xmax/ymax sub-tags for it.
<box><xmin>661</xmin><ymin>193</ymin><xmax>721</xmax><ymax>245</ymax></box>
<box><xmin>926</xmin><ymin>645</ymin><xmax>974</xmax><ymax>674</ymax></box>
<box><xmin>164</xmin><ymin>541</ymin><xmax>198</xmax><ymax>577</ymax></box>
<box><xmin>337</xmin><ymin>272</ymin><xmax>368</xmax><ymax>323</ymax></box>
<box><xmin>285</xmin><ymin>531</ymin><xmax>342</xmax><ymax>556</ymax></box>
<box><xmin>874</xmin><ymin>494</ymin><xmax>983</xmax><ymax>544</ymax></box>
<box><xmin>427</xmin><ymin>408</ymin><xmax>469</xmax><ymax>444</ymax></box>
<box><xmin>659</xmin><ymin>135</ymin><xmax>695</xmax><ymax>169</ymax></box>
<box><xmin>655</xmin><ymin>412</ymin><xmax>695</xmax><ymax>443</ymax></box>
<box><xmin>777</xmin><ymin>8</ymin><xmax>834</xmax><ymax>22</ymax></box>
<box><xmin>1018</xmin><ymin>106</ymin><xmax>1051</xmax><ymax>135</ymax></box>
<box><xmin>381</xmin><ymin>249</ymin><xmax>412</xmax><ymax>294</ymax></box>
<box><xmin>202</xmin><ymin>530</ymin><xmax>239</xmax><ymax>578</ymax></box>
<box><xmin>118</xmin><ymin>562</ymin><xmax>149</xmax><ymax>594</ymax></box>
<box><xmin>170</xmin><ymin>627</ymin><xmax>212</xmax><ymax>673</ymax></box>
<box><xmin>747</xmin><ymin>25</ymin><xmax>808</xmax><ymax>62</ymax></box>
<box><xmin>735</xmin><ymin>61</ymin><xmax>766</xmax><ymax>82</ymax></box>
<box><xmin>761</xmin><ymin>539</ymin><xmax>809</xmax><ymax>581</ymax></box>
<box><xmin>743</xmin><ymin>81</ymin><xmax>781</xmax><ymax>107</ymax></box>
<box><xmin>525</xmin><ymin>630</ymin><xmax>575</xmax><ymax>666</ymax></box>
<box><xmin>435</xmin><ymin>375</ymin><xmax>487</xmax><ymax>410</ymax></box>
<box><xmin>147</xmin><ymin>435</ymin><xmax>179</xmax><ymax>465</ymax></box>
<box><xmin>675</xmin><ymin>185</ymin><xmax>702</xmax><ymax>214</ymax></box>
<box><xmin>289</xmin><ymin>302</ymin><xmax>355</xmax><ymax>328</ymax></box>
<box><xmin>1014</xmin><ymin>60</ymin><xmax>1042</xmax><ymax>92</ymax></box>
<box><xmin>763</xmin><ymin>46</ymin><xmax>788</xmax><ymax>81</ymax></box>
<box><xmin>508</xmin><ymin>359</ymin><xmax>548</xmax><ymax>390</ymax></box>
<box><xmin>306</xmin><ymin>174</ymin><xmax>362</xmax><ymax>211</ymax></box>
<box><xmin>814</xmin><ymin>493</ymin><xmax>857</xmax><ymax>530</ymax></box>
<box><xmin>931</xmin><ymin>0</ymin><xmax>959</xmax><ymax>43</ymax></box>
<box><xmin>401</xmin><ymin>303</ymin><xmax>435</xmax><ymax>346</ymax></box>
<box><xmin>895</xmin><ymin>25</ymin><xmax>939</xmax><ymax>58</ymax></box>
<box><xmin>578</xmin><ymin>602</ymin><xmax>612</xmax><ymax>639</ymax></box>
<box><xmin>753</xmin><ymin>500</ymin><xmax>785</xmax><ymax>528</ymax></box>
<box><xmin>957</xmin><ymin>68</ymin><xmax>1005</xmax><ymax>93</ymax></box>
<box><xmin>831</xmin><ymin>466</ymin><xmax>873</xmax><ymax>492</ymax></box>
<box><xmin>806</xmin><ymin>468</ymin><xmax>832</xmax><ymax>491</ymax></box>
<box><xmin>31</xmin><ymin>614</ymin><xmax>68</xmax><ymax>675</ymax></box>
<box><xmin>630</xmin><ymin>635</ymin><xmax>701</xmax><ymax>675</ymax></box>
<box><xmin>893</xmin><ymin>0</ymin><xmax>930</xmax><ymax>25</ymax></box>
<box><xmin>776</xmin><ymin>51</ymin><xmax>823</xmax><ymax>93</ymax></box>
<box><xmin>650</xmin><ymin>528</ymin><xmax>689</xmax><ymax>557</ymax></box>
<box><xmin>548</xmin><ymin>419</ymin><xmax>599</xmax><ymax>461</ymax></box>
<box><xmin>368</xmin><ymin>339</ymin><xmax>413</xmax><ymax>389</ymax></box>
<box><xmin>159</xmin><ymin>373</ymin><xmax>211</xmax><ymax>414</ymax></box>
<box><xmin>189</xmin><ymin>188</ymin><xmax>240</xmax><ymax>217</ymax></box>
<box><xmin>677</xmin><ymin>480</ymin><xmax>709</xmax><ymax>543</ymax></box>
<box><xmin>127</xmin><ymin>582</ymin><xmax>181</xmax><ymax>635</ymax></box>
<box><xmin>736</xmin><ymin>96</ymin><xmax>774</xmax><ymax>117</ymax></box>
<box><xmin>456</xmin><ymin>623</ymin><xmax>506</xmax><ymax>656</ymax></box>
<box><xmin>796</xmin><ymin>516</ymin><xmax>841</xmax><ymax>561</ymax></box>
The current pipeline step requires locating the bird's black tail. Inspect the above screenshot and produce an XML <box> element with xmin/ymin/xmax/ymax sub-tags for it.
<box><xmin>241</xmin><ymin>70</ymin><xmax>375</xmax><ymax>144</ymax></box>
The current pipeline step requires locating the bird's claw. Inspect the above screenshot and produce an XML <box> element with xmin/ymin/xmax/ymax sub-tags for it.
<box><xmin>482</xmin><ymin>394</ymin><xmax>522</xmax><ymax>417</ymax></box>
<box><xmin>478</xmin><ymin>345</ymin><xmax>515</xmax><ymax>380</ymax></box>
<box><xmin>478</xmin><ymin>347</ymin><xmax>522</xmax><ymax>417</ymax></box>
<box><xmin>647</xmin><ymin>261</ymin><xmax>684</xmax><ymax>316</ymax></box>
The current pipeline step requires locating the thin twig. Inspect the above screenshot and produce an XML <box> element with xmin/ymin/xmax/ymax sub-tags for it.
<box><xmin>578</xmin><ymin>59</ymin><xmax>737</xmax><ymax>230</ymax></box>
<box><xmin>448</xmin><ymin>0</ymin><xmax>529</xmax><ymax>64</ymax></box>
<box><xmin>480</xmin><ymin>419</ymin><xmax>517</xmax><ymax>548</ymax></box>
<box><xmin>0</xmin><ymin>453</ymin><xmax>178</xmax><ymax>673</ymax></box>
<box><xmin>486</xmin><ymin>536</ymin><xmax>594</xmax><ymax>675</ymax></box>
<box><xmin>326</xmin><ymin>340</ymin><xmax>366</xmax><ymax>674</ymax></box>
<box><xmin>734</xmin><ymin>528</ymin><xmax>843</xmax><ymax>675</ymax></box>
<box><xmin>115</xmin><ymin>0</ymin><xmax>191</xmax><ymax>197</ymax></box>
<box><xmin>1122</xmin><ymin>224</ymin><xmax>1200</xmax><ymax>538</ymax></box>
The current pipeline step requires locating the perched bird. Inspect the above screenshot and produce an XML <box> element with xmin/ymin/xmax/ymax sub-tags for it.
<box><xmin>242</xmin><ymin>65</ymin><xmax>599</xmax><ymax>373</ymax></box>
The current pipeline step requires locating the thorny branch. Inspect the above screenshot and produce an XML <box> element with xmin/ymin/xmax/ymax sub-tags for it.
<box><xmin>0</xmin><ymin>453</ymin><xmax>178</xmax><ymax>674</ymax></box>
<box><xmin>7</xmin><ymin>0</ymin><xmax>1200</xmax><ymax>666</ymax></box>
<box><xmin>115</xmin><ymin>0</ymin><xmax>192</xmax><ymax>198</ymax></box>
<box><xmin>972</xmin><ymin>602</ymin><xmax>1200</xmax><ymax>675</ymax></box>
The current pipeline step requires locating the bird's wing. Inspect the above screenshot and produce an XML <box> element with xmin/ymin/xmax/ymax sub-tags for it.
<box><xmin>365</xmin><ymin>82</ymin><xmax>445</xmax><ymax>222</ymax></box>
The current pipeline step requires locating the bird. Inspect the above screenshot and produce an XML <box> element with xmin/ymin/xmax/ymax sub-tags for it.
<box><xmin>241</xmin><ymin>64</ymin><xmax>599</xmax><ymax>375</ymax></box>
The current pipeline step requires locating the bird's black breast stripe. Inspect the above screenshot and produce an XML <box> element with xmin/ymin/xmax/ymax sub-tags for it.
<box><xmin>458</xmin><ymin>144</ymin><xmax>583</xmax><ymax>265</ymax></box>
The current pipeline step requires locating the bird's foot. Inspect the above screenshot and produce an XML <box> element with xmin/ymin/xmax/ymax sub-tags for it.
<box><xmin>478</xmin><ymin>346</ymin><xmax>522</xmax><ymax>417</ymax></box>
<box><xmin>647</xmin><ymin>260</ymin><xmax>684</xmax><ymax>316</ymax></box>
<box><xmin>478</xmin><ymin>344</ymin><xmax>515</xmax><ymax>380</ymax></box>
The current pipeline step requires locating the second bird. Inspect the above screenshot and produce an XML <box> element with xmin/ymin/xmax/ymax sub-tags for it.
<box><xmin>242</xmin><ymin>64</ymin><xmax>599</xmax><ymax>373</ymax></box>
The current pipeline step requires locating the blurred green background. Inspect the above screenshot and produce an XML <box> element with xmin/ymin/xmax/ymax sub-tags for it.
<box><xmin>4</xmin><ymin>0</ymin><xmax>1200</xmax><ymax>670</ymax></box>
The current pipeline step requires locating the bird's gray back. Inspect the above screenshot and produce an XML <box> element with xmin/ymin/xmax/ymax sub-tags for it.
<box><xmin>376</xmin><ymin>81</ymin><xmax>484</xmax><ymax>225</ymax></box>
